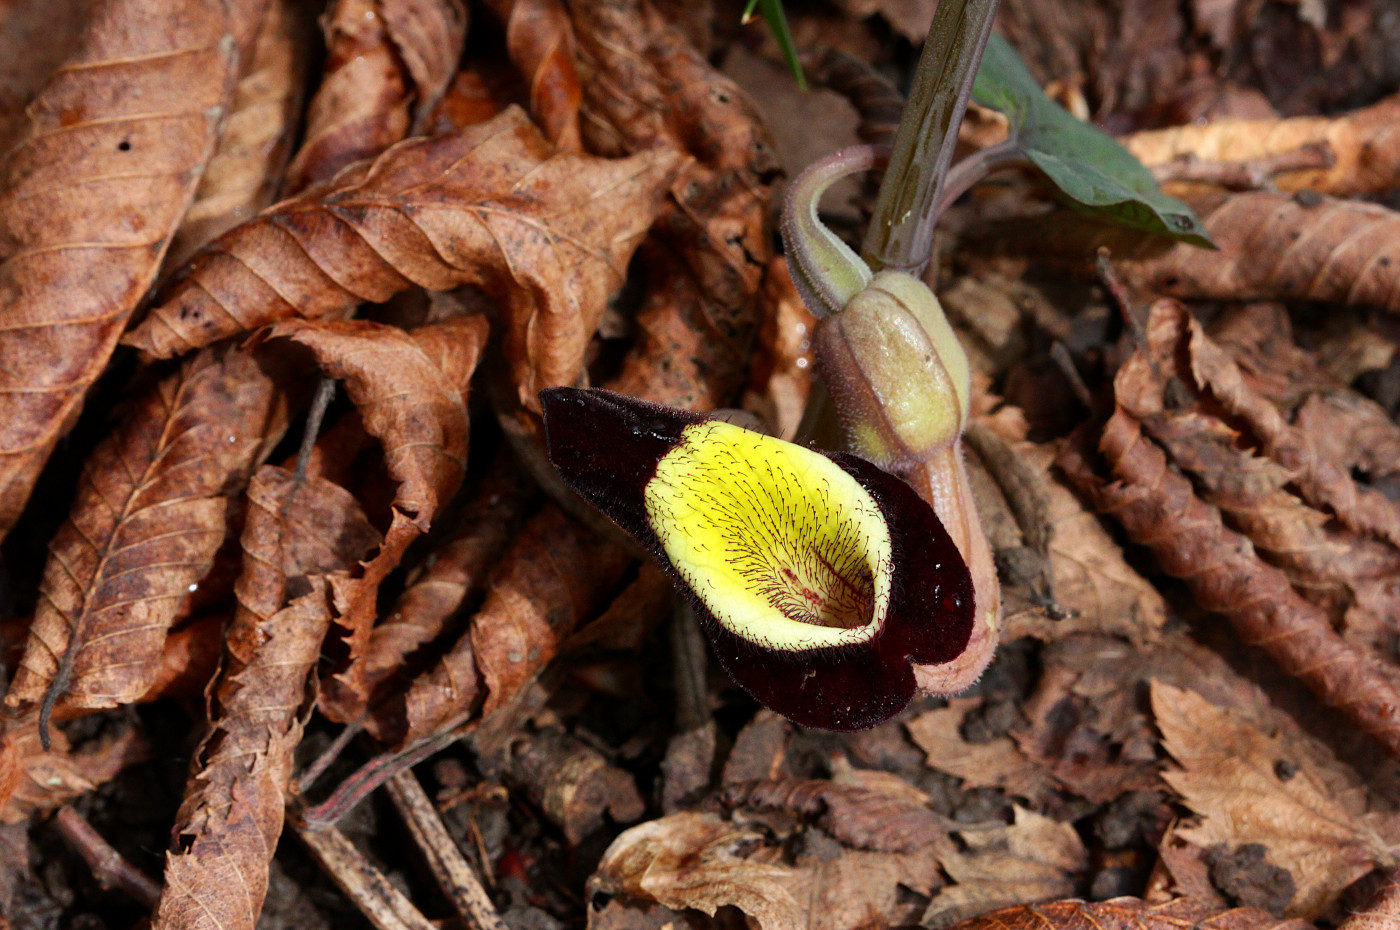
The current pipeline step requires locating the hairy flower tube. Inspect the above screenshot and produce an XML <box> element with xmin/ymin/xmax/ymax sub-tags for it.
<box><xmin>540</xmin><ymin>387</ymin><xmax>975</xmax><ymax>730</ymax></box>
<box><xmin>784</xmin><ymin>147</ymin><xmax>1002</xmax><ymax>695</ymax></box>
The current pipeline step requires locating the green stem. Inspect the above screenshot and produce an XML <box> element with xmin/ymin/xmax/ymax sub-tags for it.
<box><xmin>935</xmin><ymin>137</ymin><xmax>1022</xmax><ymax>218</ymax></box>
<box><xmin>860</xmin><ymin>0</ymin><xmax>1002</xmax><ymax>276</ymax></box>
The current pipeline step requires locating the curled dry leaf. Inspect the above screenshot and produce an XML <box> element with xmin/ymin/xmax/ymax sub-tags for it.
<box><xmin>265</xmin><ymin>315</ymin><xmax>488</xmax><ymax>719</ymax></box>
<box><xmin>284</xmin><ymin>0</ymin><xmax>467</xmax><ymax>193</ymax></box>
<box><xmin>484</xmin><ymin>0</ymin><xmax>582</xmax><ymax>150</ymax></box>
<box><xmin>1057</xmin><ymin>408</ymin><xmax>1400</xmax><ymax>762</ymax></box>
<box><xmin>942</xmin><ymin>897</ymin><xmax>1313</xmax><ymax>930</ymax></box>
<box><xmin>1110</xmin><ymin>300</ymin><xmax>1400</xmax><ymax>647</ymax></box>
<box><xmin>1153</xmin><ymin>682</ymin><xmax>1396</xmax><ymax>919</ymax></box>
<box><xmin>1124</xmin><ymin>93</ymin><xmax>1400</xmax><ymax>197</ymax></box>
<box><xmin>574</xmin><ymin>0</ymin><xmax>778</xmax><ymax>409</ymax></box>
<box><xmin>1117</xmin><ymin>191</ymin><xmax>1400</xmax><ymax>316</ymax></box>
<box><xmin>166</xmin><ymin>0</ymin><xmax>309</xmax><ymax>267</ymax></box>
<box><xmin>0</xmin><ymin>0</ymin><xmax>247</xmax><ymax>539</ymax></box>
<box><xmin>386</xmin><ymin>505</ymin><xmax>631</xmax><ymax>744</ymax></box>
<box><xmin>1172</xmin><ymin>305</ymin><xmax>1400</xmax><ymax>549</ymax></box>
<box><xmin>5</xmin><ymin>344</ymin><xmax>288</xmax><ymax>732</ymax></box>
<box><xmin>152</xmin><ymin>466</ymin><xmax>380</xmax><ymax>930</ymax></box>
<box><xmin>130</xmin><ymin>107</ymin><xmax>680</xmax><ymax>414</ymax></box>
<box><xmin>363</xmin><ymin>453</ymin><xmax>533</xmax><ymax>699</ymax></box>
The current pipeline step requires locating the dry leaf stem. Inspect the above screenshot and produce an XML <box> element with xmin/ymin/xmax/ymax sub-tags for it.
<box><xmin>384</xmin><ymin>770</ymin><xmax>507</xmax><ymax>930</ymax></box>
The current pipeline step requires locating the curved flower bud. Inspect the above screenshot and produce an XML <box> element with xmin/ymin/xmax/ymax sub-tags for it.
<box><xmin>541</xmin><ymin>387</ymin><xmax>974</xmax><ymax>730</ymax></box>
<box><xmin>815</xmin><ymin>270</ymin><xmax>971</xmax><ymax>471</ymax></box>
<box><xmin>815</xmin><ymin>270</ymin><xmax>999</xmax><ymax>693</ymax></box>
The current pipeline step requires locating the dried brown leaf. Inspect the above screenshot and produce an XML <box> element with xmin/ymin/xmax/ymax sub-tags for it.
<box><xmin>1119</xmin><ymin>191</ymin><xmax>1400</xmax><ymax>316</ymax></box>
<box><xmin>0</xmin><ymin>0</ymin><xmax>92</xmax><ymax>150</ymax></box>
<box><xmin>741</xmin><ymin>258</ymin><xmax>817</xmax><ymax>442</ymax></box>
<box><xmin>485</xmin><ymin>0</ymin><xmax>582</xmax><ymax>150</ymax></box>
<box><xmin>1007</xmin><ymin>441</ymin><xmax>1168</xmax><ymax>643</ymax></box>
<box><xmin>574</xmin><ymin>0</ymin><xmax>778</xmax><ymax>408</ymax></box>
<box><xmin>907</xmin><ymin>697</ymin><xmax>1055</xmax><ymax>803</ymax></box>
<box><xmin>720</xmin><ymin>778</ymin><xmax>950</xmax><ymax>853</ymax></box>
<box><xmin>265</xmin><ymin>315</ymin><xmax>487</xmax><ymax>718</ymax></box>
<box><xmin>0</xmin><ymin>0</ymin><xmax>250</xmax><ymax>538</ymax></box>
<box><xmin>284</xmin><ymin>0</ymin><xmax>467</xmax><ymax>192</ymax></box>
<box><xmin>129</xmin><ymin>108</ymin><xmax>679</xmax><ymax>413</ymax></box>
<box><xmin>1125</xmin><ymin>93</ymin><xmax>1400</xmax><ymax>197</ymax></box>
<box><xmin>1178</xmin><ymin>306</ymin><xmax>1400</xmax><ymax>549</ymax></box>
<box><xmin>390</xmin><ymin>505</ymin><xmax>631</xmax><ymax>744</ymax></box>
<box><xmin>152</xmin><ymin>466</ymin><xmax>378</xmax><ymax>930</ymax></box>
<box><xmin>167</xmin><ymin>0</ymin><xmax>310</xmax><ymax>266</ymax></box>
<box><xmin>363</xmin><ymin>454</ymin><xmax>533</xmax><ymax>698</ymax></box>
<box><xmin>1154</xmin><ymin>682</ymin><xmax>1396</xmax><ymax>918</ymax></box>
<box><xmin>943</xmin><ymin>898</ymin><xmax>1312</xmax><ymax>930</ymax></box>
<box><xmin>5</xmin><ymin>345</ymin><xmax>287</xmax><ymax>729</ymax></box>
<box><xmin>0</xmin><ymin>714</ymin><xmax>147</xmax><ymax>823</ymax></box>
<box><xmin>925</xmin><ymin>807</ymin><xmax>1088</xmax><ymax>929</ymax></box>
<box><xmin>589</xmin><ymin>810</ymin><xmax>942</xmax><ymax>930</ymax></box>
<box><xmin>1057</xmin><ymin>409</ymin><xmax>1400</xmax><ymax>761</ymax></box>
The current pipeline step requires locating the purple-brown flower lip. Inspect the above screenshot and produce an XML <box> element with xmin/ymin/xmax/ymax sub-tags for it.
<box><xmin>540</xmin><ymin>387</ymin><xmax>974</xmax><ymax>730</ymax></box>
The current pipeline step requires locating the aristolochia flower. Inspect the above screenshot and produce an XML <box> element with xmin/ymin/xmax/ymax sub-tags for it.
<box><xmin>540</xmin><ymin>387</ymin><xmax>974</xmax><ymax>730</ymax></box>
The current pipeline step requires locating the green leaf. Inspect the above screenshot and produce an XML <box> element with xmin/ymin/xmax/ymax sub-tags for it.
<box><xmin>743</xmin><ymin>0</ymin><xmax>807</xmax><ymax>91</ymax></box>
<box><xmin>972</xmin><ymin>34</ymin><xmax>1214</xmax><ymax>247</ymax></box>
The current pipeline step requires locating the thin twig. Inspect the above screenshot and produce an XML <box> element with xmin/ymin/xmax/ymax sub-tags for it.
<box><xmin>294</xmin><ymin>819</ymin><xmax>437</xmax><ymax>930</ymax></box>
<box><xmin>385</xmin><ymin>770</ymin><xmax>508</xmax><ymax>930</ymax></box>
<box><xmin>299</xmin><ymin>723</ymin><xmax>468</xmax><ymax>827</ymax></box>
<box><xmin>296</xmin><ymin>716</ymin><xmax>367</xmax><ymax>794</ymax></box>
<box><xmin>52</xmin><ymin>806</ymin><xmax>160</xmax><ymax>908</ymax></box>
<box><xmin>935</xmin><ymin>137</ymin><xmax>1023</xmax><ymax>218</ymax></box>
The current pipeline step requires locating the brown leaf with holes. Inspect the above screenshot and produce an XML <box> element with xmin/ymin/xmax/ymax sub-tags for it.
<box><xmin>0</xmin><ymin>0</ymin><xmax>253</xmax><ymax>539</ymax></box>
<box><xmin>167</xmin><ymin>0</ymin><xmax>310</xmax><ymax>267</ymax></box>
<box><xmin>943</xmin><ymin>898</ymin><xmax>1312</xmax><ymax>930</ymax></box>
<box><xmin>925</xmin><ymin>807</ymin><xmax>1088</xmax><ymax>929</ymax></box>
<box><xmin>152</xmin><ymin>465</ymin><xmax>380</xmax><ymax>930</ymax></box>
<box><xmin>263</xmin><ymin>315</ymin><xmax>487</xmax><ymax>720</ymax></box>
<box><xmin>1153</xmin><ymin>682</ymin><xmax>1398</xmax><ymax>918</ymax></box>
<box><xmin>589</xmin><ymin>809</ymin><xmax>942</xmax><ymax>930</ymax></box>
<box><xmin>4</xmin><ymin>344</ymin><xmax>288</xmax><ymax>734</ymax></box>
<box><xmin>1124</xmin><ymin>93</ymin><xmax>1400</xmax><ymax>197</ymax></box>
<box><xmin>484</xmin><ymin>0</ymin><xmax>582</xmax><ymax>150</ymax></box>
<box><xmin>128</xmin><ymin>108</ymin><xmax>680</xmax><ymax>413</ymax></box>
<box><xmin>283</xmin><ymin>0</ymin><xmax>466</xmax><ymax>193</ymax></box>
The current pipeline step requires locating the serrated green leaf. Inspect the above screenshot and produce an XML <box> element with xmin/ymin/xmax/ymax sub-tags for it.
<box><xmin>972</xmin><ymin>33</ymin><xmax>1214</xmax><ymax>247</ymax></box>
